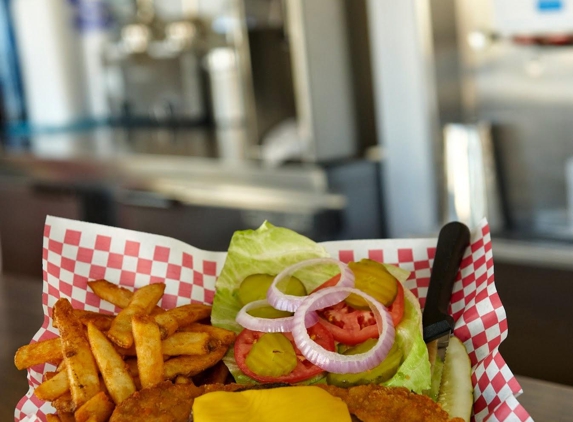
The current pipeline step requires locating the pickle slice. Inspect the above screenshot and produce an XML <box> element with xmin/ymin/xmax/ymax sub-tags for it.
<box><xmin>247</xmin><ymin>306</ymin><xmax>293</xmax><ymax>319</ymax></box>
<box><xmin>238</xmin><ymin>274</ymin><xmax>307</xmax><ymax>306</ymax></box>
<box><xmin>245</xmin><ymin>333</ymin><xmax>298</xmax><ymax>377</ymax></box>
<box><xmin>327</xmin><ymin>339</ymin><xmax>403</xmax><ymax>387</ymax></box>
<box><xmin>346</xmin><ymin>259</ymin><xmax>398</xmax><ymax>309</ymax></box>
<box><xmin>437</xmin><ymin>336</ymin><xmax>473</xmax><ymax>422</ymax></box>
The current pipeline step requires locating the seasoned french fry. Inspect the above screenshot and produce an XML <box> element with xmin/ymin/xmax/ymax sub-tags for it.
<box><xmin>74</xmin><ymin>391</ymin><xmax>115</xmax><ymax>422</ymax></box>
<box><xmin>14</xmin><ymin>337</ymin><xmax>62</xmax><ymax>370</ymax></box>
<box><xmin>203</xmin><ymin>360</ymin><xmax>231</xmax><ymax>385</ymax></box>
<box><xmin>163</xmin><ymin>345</ymin><xmax>228</xmax><ymax>379</ymax></box>
<box><xmin>88</xmin><ymin>279</ymin><xmax>164</xmax><ymax>314</ymax></box>
<box><xmin>87</xmin><ymin>280</ymin><xmax>133</xmax><ymax>308</ymax></box>
<box><xmin>155</xmin><ymin>304</ymin><xmax>212</xmax><ymax>338</ymax></box>
<box><xmin>114</xmin><ymin>365</ymin><xmax>142</xmax><ymax>391</ymax></box>
<box><xmin>161</xmin><ymin>332</ymin><xmax>210</xmax><ymax>356</ymax></box>
<box><xmin>56</xmin><ymin>360</ymin><xmax>67</xmax><ymax>372</ymax></box>
<box><xmin>124</xmin><ymin>358</ymin><xmax>138</xmax><ymax>378</ymax></box>
<box><xmin>132</xmin><ymin>314</ymin><xmax>164</xmax><ymax>389</ymax></box>
<box><xmin>107</xmin><ymin>284</ymin><xmax>165</xmax><ymax>348</ymax></box>
<box><xmin>46</xmin><ymin>414</ymin><xmax>61</xmax><ymax>422</ymax></box>
<box><xmin>74</xmin><ymin>310</ymin><xmax>114</xmax><ymax>331</ymax></box>
<box><xmin>154</xmin><ymin>313</ymin><xmax>179</xmax><ymax>339</ymax></box>
<box><xmin>44</xmin><ymin>371</ymin><xmax>57</xmax><ymax>381</ymax></box>
<box><xmin>174</xmin><ymin>375</ymin><xmax>192</xmax><ymax>384</ymax></box>
<box><xmin>87</xmin><ymin>323</ymin><xmax>136</xmax><ymax>405</ymax></box>
<box><xmin>179</xmin><ymin>323</ymin><xmax>236</xmax><ymax>346</ymax></box>
<box><xmin>57</xmin><ymin>413</ymin><xmax>75</xmax><ymax>422</ymax></box>
<box><xmin>34</xmin><ymin>368</ymin><xmax>70</xmax><ymax>401</ymax></box>
<box><xmin>113</xmin><ymin>343</ymin><xmax>137</xmax><ymax>357</ymax></box>
<box><xmin>132</xmin><ymin>375</ymin><xmax>142</xmax><ymax>390</ymax></box>
<box><xmin>53</xmin><ymin>298</ymin><xmax>100</xmax><ymax>409</ymax></box>
<box><xmin>52</xmin><ymin>392</ymin><xmax>75</xmax><ymax>414</ymax></box>
<box><xmin>149</xmin><ymin>306</ymin><xmax>166</xmax><ymax>316</ymax></box>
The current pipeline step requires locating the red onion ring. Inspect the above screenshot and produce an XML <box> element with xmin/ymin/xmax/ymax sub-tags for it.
<box><xmin>235</xmin><ymin>299</ymin><xmax>319</xmax><ymax>333</ymax></box>
<box><xmin>266</xmin><ymin>258</ymin><xmax>355</xmax><ymax>313</ymax></box>
<box><xmin>291</xmin><ymin>287</ymin><xmax>395</xmax><ymax>374</ymax></box>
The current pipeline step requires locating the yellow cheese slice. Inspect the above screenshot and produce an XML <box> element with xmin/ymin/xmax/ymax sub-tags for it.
<box><xmin>192</xmin><ymin>386</ymin><xmax>351</xmax><ymax>422</ymax></box>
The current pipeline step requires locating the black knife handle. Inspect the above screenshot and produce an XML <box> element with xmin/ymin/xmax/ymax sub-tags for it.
<box><xmin>422</xmin><ymin>221</ymin><xmax>470</xmax><ymax>343</ymax></box>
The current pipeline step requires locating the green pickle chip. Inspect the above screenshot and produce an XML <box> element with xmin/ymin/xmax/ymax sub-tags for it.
<box><xmin>245</xmin><ymin>333</ymin><xmax>298</xmax><ymax>377</ymax></box>
<box><xmin>327</xmin><ymin>338</ymin><xmax>403</xmax><ymax>387</ymax></box>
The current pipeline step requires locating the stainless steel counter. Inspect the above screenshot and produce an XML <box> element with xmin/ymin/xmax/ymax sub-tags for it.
<box><xmin>492</xmin><ymin>237</ymin><xmax>573</xmax><ymax>271</ymax></box>
<box><xmin>1</xmin><ymin>127</ymin><xmax>346</xmax><ymax>214</ymax></box>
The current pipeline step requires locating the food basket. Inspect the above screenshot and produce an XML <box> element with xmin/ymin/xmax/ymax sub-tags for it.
<box><xmin>15</xmin><ymin>216</ymin><xmax>531</xmax><ymax>422</ymax></box>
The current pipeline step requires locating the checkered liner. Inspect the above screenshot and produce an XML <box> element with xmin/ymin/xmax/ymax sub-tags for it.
<box><xmin>15</xmin><ymin>216</ymin><xmax>532</xmax><ymax>422</ymax></box>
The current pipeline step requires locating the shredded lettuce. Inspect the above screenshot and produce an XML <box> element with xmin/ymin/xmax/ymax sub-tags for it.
<box><xmin>211</xmin><ymin>221</ymin><xmax>431</xmax><ymax>392</ymax></box>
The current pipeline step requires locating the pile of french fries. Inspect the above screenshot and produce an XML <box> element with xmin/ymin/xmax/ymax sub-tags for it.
<box><xmin>14</xmin><ymin>280</ymin><xmax>236</xmax><ymax>422</ymax></box>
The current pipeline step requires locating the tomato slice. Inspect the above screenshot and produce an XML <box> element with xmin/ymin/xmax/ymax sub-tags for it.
<box><xmin>312</xmin><ymin>274</ymin><xmax>405</xmax><ymax>346</ymax></box>
<box><xmin>388</xmin><ymin>280</ymin><xmax>405</xmax><ymax>327</ymax></box>
<box><xmin>234</xmin><ymin>323</ymin><xmax>335</xmax><ymax>384</ymax></box>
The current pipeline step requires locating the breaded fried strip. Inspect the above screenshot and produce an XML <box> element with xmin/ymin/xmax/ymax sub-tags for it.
<box><xmin>318</xmin><ymin>384</ymin><xmax>464</xmax><ymax>422</ymax></box>
<box><xmin>53</xmin><ymin>298</ymin><xmax>100</xmax><ymax>409</ymax></box>
<box><xmin>109</xmin><ymin>381</ymin><xmax>203</xmax><ymax>422</ymax></box>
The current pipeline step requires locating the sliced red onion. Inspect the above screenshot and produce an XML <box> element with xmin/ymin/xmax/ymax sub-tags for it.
<box><xmin>267</xmin><ymin>258</ymin><xmax>355</xmax><ymax>313</ymax></box>
<box><xmin>235</xmin><ymin>299</ymin><xmax>319</xmax><ymax>333</ymax></box>
<box><xmin>291</xmin><ymin>287</ymin><xmax>395</xmax><ymax>374</ymax></box>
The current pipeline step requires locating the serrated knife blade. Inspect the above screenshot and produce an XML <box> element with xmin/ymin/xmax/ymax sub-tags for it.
<box><xmin>423</xmin><ymin>222</ymin><xmax>470</xmax><ymax>364</ymax></box>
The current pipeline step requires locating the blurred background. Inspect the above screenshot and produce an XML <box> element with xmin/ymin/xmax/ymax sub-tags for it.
<box><xmin>1</xmin><ymin>0</ymin><xmax>573</xmax><ymax>418</ymax></box>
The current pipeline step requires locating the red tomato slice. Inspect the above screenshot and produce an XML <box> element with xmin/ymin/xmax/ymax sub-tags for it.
<box><xmin>234</xmin><ymin>323</ymin><xmax>335</xmax><ymax>384</ymax></box>
<box><xmin>312</xmin><ymin>274</ymin><xmax>406</xmax><ymax>346</ymax></box>
<box><xmin>388</xmin><ymin>280</ymin><xmax>405</xmax><ymax>327</ymax></box>
<box><xmin>317</xmin><ymin>302</ymin><xmax>379</xmax><ymax>345</ymax></box>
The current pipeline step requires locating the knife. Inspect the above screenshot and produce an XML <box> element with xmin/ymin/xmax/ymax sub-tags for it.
<box><xmin>423</xmin><ymin>221</ymin><xmax>470</xmax><ymax>363</ymax></box>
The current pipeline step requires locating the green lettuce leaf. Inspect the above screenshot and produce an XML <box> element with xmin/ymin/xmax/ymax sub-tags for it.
<box><xmin>383</xmin><ymin>289</ymin><xmax>431</xmax><ymax>393</ymax></box>
<box><xmin>211</xmin><ymin>221</ymin><xmax>431</xmax><ymax>392</ymax></box>
<box><xmin>211</xmin><ymin>221</ymin><xmax>336</xmax><ymax>384</ymax></box>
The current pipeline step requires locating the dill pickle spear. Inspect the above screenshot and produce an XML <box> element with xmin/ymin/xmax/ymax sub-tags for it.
<box><xmin>238</xmin><ymin>274</ymin><xmax>307</xmax><ymax>306</ymax></box>
<box><xmin>245</xmin><ymin>333</ymin><xmax>298</xmax><ymax>377</ymax></box>
<box><xmin>327</xmin><ymin>339</ymin><xmax>403</xmax><ymax>387</ymax></box>
<box><xmin>437</xmin><ymin>336</ymin><xmax>473</xmax><ymax>422</ymax></box>
<box><xmin>346</xmin><ymin>259</ymin><xmax>398</xmax><ymax>309</ymax></box>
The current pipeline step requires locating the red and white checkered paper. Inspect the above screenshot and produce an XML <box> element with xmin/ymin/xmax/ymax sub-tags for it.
<box><xmin>15</xmin><ymin>216</ymin><xmax>531</xmax><ymax>422</ymax></box>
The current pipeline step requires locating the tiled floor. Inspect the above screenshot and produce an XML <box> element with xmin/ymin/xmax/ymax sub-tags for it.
<box><xmin>1</xmin><ymin>273</ymin><xmax>44</xmax><ymax>422</ymax></box>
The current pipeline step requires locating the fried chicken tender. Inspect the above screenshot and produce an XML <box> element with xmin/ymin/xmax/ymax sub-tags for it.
<box><xmin>109</xmin><ymin>381</ymin><xmax>204</xmax><ymax>422</ymax></box>
<box><xmin>318</xmin><ymin>384</ymin><xmax>464</xmax><ymax>422</ymax></box>
<box><xmin>110</xmin><ymin>381</ymin><xmax>465</xmax><ymax>422</ymax></box>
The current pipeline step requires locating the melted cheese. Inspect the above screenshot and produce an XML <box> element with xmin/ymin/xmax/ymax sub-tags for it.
<box><xmin>192</xmin><ymin>386</ymin><xmax>351</xmax><ymax>422</ymax></box>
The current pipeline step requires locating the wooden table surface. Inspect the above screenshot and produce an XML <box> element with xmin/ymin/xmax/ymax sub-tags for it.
<box><xmin>1</xmin><ymin>273</ymin><xmax>572</xmax><ymax>422</ymax></box>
